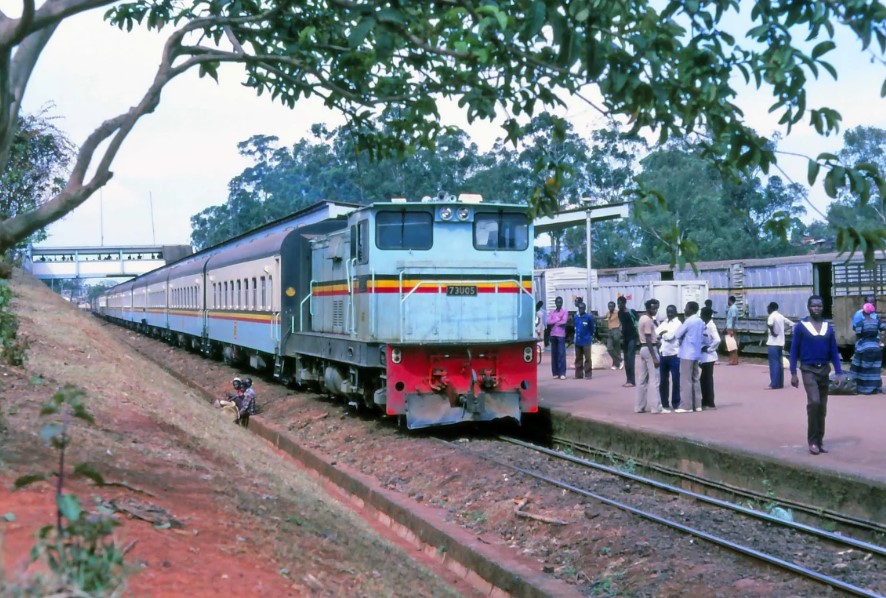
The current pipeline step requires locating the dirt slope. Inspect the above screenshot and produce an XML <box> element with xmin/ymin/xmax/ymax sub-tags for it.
<box><xmin>0</xmin><ymin>271</ymin><xmax>458</xmax><ymax>597</ymax></box>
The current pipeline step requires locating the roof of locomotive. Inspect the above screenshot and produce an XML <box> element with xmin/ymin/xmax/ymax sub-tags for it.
<box><xmin>359</xmin><ymin>199</ymin><xmax>529</xmax><ymax>211</ymax></box>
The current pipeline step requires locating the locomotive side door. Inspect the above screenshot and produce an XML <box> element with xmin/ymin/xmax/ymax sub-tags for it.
<box><xmin>349</xmin><ymin>219</ymin><xmax>370</xmax><ymax>339</ymax></box>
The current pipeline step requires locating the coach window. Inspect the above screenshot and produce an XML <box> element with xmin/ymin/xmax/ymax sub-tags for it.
<box><xmin>252</xmin><ymin>277</ymin><xmax>257</xmax><ymax>309</ymax></box>
<box><xmin>268</xmin><ymin>276</ymin><xmax>273</xmax><ymax>309</ymax></box>
<box><xmin>236</xmin><ymin>280</ymin><xmax>241</xmax><ymax>309</ymax></box>
<box><xmin>260</xmin><ymin>276</ymin><xmax>267</xmax><ymax>309</ymax></box>
<box><xmin>376</xmin><ymin>211</ymin><xmax>432</xmax><ymax>250</ymax></box>
<box><xmin>474</xmin><ymin>212</ymin><xmax>529</xmax><ymax>251</ymax></box>
<box><xmin>244</xmin><ymin>279</ymin><xmax>250</xmax><ymax>309</ymax></box>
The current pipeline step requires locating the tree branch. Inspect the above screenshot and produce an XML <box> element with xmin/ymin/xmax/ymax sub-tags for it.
<box><xmin>0</xmin><ymin>24</ymin><xmax>56</xmax><ymax>175</ymax></box>
<box><xmin>0</xmin><ymin>0</ymin><xmax>34</xmax><ymax>51</ymax></box>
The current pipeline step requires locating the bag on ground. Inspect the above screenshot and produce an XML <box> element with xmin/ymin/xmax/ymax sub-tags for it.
<box><xmin>829</xmin><ymin>372</ymin><xmax>857</xmax><ymax>395</ymax></box>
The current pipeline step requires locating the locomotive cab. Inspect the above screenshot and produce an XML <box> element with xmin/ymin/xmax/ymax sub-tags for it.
<box><xmin>307</xmin><ymin>197</ymin><xmax>538</xmax><ymax>429</ymax></box>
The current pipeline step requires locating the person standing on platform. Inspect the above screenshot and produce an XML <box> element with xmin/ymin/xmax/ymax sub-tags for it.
<box><xmin>850</xmin><ymin>302</ymin><xmax>886</xmax><ymax>394</ymax></box>
<box><xmin>605</xmin><ymin>301</ymin><xmax>623</xmax><ymax>370</ymax></box>
<box><xmin>790</xmin><ymin>295</ymin><xmax>843</xmax><ymax>455</ymax></box>
<box><xmin>573</xmin><ymin>302</ymin><xmax>595</xmax><ymax>379</ymax></box>
<box><xmin>700</xmin><ymin>307</ymin><xmax>721</xmax><ymax>410</ymax></box>
<box><xmin>548</xmin><ymin>296</ymin><xmax>568</xmax><ymax>380</ymax></box>
<box><xmin>635</xmin><ymin>299</ymin><xmax>662</xmax><ymax>413</ymax></box>
<box><xmin>618</xmin><ymin>296</ymin><xmax>638</xmax><ymax>387</ymax></box>
<box><xmin>852</xmin><ymin>294</ymin><xmax>879</xmax><ymax>329</ymax></box>
<box><xmin>535</xmin><ymin>301</ymin><xmax>546</xmax><ymax>356</ymax></box>
<box><xmin>725</xmin><ymin>295</ymin><xmax>740</xmax><ymax>365</ymax></box>
<box><xmin>766</xmin><ymin>302</ymin><xmax>793</xmax><ymax>390</ymax></box>
<box><xmin>656</xmin><ymin>304</ymin><xmax>682</xmax><ymax>411</ymax></box>
<box><xmin>704</xmin><ymin>298</ymin><xmax>717</xmax><ymax>315</ymax></box>
<box><xmin>667</xmin><ymin>301</ymin><xmax>704</xmax><ymax>413</ymax></box>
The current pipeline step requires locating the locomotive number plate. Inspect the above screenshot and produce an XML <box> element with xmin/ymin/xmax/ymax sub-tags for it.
<box><xmin>447</xmin><ymin>285</ymin><xmax>478</xmax><ymax>297</ymax></box>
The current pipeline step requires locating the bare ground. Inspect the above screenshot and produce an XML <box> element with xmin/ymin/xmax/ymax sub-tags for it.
<box><xmin>0</xmin><ymin>272</ymin><xmax>464</xmax><ymax>597</ymax></box>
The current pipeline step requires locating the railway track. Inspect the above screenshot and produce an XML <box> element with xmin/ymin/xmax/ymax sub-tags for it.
<box><xmin>549</xmin><ymin>435</ymin><xmax>886</xmax><ymax>541</ymax></box>
<box><xmin>441</xmin><ymin>435</ymin><xmax>886</xmax><ymax>597</ymax></box>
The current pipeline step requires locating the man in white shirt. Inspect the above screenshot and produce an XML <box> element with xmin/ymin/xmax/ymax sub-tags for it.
<box><xmin>766</xmin><ymin>301</ymin><xmax>793</xmax><ymax>389</ymax></box>
<box><xmin>700</xmin><ymin>307</ymin><xmax>721</xmax><ymax>409</ymax></box>
<box><xmin>655</xmin><ymin>304</ymin><xmax>682</xmax><ymax>411</ymax></box>
<box><xmin>667</xmin><ymin>301</ymin><xmax>704</xmax><ymax>412</ymax></box>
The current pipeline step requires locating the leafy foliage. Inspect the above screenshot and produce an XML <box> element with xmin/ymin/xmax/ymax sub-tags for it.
<box><xmin>11</xmin><ymin>387</ymin><xmax>125</xmax><ymax>595</ymax></box>
<box><xmin>561</xmin><ymin>137</ymin><xmax>814</xmax><ymax>269</ymax></box>
<box><xmin>821</xmin><ymin>126</ymin><xmax>886</xmax><ymax>264</ymax></box>
<box><xmin>0</xmin><ymin>110</ymin><xmax>75</xmax><ymax>251</ymax></box>
<box><xmin>1</xmin><ymin>0</ymin><xmax>884</xmax><ymax>262</ymax></box>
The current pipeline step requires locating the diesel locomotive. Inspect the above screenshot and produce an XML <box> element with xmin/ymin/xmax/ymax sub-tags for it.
<box><xmin>95</xmin><ymin>198</ymin><xmax>539</xmax><ymax>429</ymax></box>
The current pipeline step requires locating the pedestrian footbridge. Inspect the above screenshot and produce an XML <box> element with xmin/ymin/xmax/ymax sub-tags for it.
<box><xmin>23</xmin><ymin>245</ymin><xmax>193</xmax><ymax>280</ymax></box>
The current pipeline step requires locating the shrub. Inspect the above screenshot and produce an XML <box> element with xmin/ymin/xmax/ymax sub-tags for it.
<box><xmin>0</xmin><ymin>280</ymin><xmax>28</xmax><ymax>366</ymax></box>
<box><xmin>10</xmin><ymin>387</ymin><xmax>127</xmax><ymax>595</ymax></box>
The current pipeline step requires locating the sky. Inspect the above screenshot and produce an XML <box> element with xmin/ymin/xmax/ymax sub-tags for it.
<box><xmin>13</xmin><ymin>6</ymin><xmax>886</xmax><ymax>249</ymax></box>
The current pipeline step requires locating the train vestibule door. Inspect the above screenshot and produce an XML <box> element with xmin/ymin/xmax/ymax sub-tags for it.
<box><xmin>813</xmin><ymin>263</ymin><xmax>833</xmax><ymax>318</ymax></box>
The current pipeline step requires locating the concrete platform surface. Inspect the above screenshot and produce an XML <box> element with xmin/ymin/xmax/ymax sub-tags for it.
<box><xmin>536</xmin><ymin>351</ymin><xmax>886</xmax><ymax>486</ymax></box>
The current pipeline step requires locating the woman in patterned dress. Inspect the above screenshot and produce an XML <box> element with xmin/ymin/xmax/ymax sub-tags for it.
<box><xmin>850</xmin><ymin>303</ymin><xmax>886</xmax><ymax>394</ymax></box>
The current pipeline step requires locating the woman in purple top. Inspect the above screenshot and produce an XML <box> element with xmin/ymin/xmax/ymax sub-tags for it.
<box><xmin>547</xmin><ymin>296</ymin><xmax>568</xmax><ymax>379</ymax></box>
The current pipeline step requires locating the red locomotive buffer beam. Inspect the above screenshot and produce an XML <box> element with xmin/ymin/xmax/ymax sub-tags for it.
<box><xmin>386</xmin><ymin>344</ymin><xmax>538</xmax><ymax>429</ymax></box>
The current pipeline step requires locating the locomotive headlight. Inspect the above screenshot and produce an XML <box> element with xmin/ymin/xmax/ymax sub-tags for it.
<box><xmin>523</xmin><ymin>346</ymin><xmax>534</xmax><ymax>363</ymax></box>
<box><xmin>391</xmin><ymin>348</ymin><xmax>402</xmax><ymax>364</ymax></box>
<box><xmin>440</xmin><ymin>207</ymin><xmax>453</xmax><ymax>220</ymax></box>
<box><xmin>457</xmin><ymin>207</ymin><xmax>470</xmax><ymax>221</ymax></box>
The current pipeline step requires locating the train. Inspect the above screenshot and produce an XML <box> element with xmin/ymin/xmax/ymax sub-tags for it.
<box><xmin>581</xmin><ymin>252</ymin><xmax>884</xmax><ymax>357</ymax></box>
<box><xmin>93</xmin><ymin>198</ymin><xmax>538</xmax><ymax>429</ymax></box>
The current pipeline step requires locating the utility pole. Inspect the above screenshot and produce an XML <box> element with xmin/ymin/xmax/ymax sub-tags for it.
<box><xmin>149</xmin><ymin>192</ymin><xmax>157</xmax><ymax>244</ymax></box>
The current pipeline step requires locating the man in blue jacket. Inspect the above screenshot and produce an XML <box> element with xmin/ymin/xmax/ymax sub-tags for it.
<box><xmin>573</xmin><ymin>302</ymin><xmax>595</xmax><ymax>379</ymax></box>
<box><xmin>790</xmin><ymin>295</ymin><xmax>843</xmax><ymax>455</ymax></box>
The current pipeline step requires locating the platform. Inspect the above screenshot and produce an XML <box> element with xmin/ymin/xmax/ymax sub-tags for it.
<box><xmin>534</xmin><ymin>348</ymin><xmax>886</xmax><ymax>522</ymax></box>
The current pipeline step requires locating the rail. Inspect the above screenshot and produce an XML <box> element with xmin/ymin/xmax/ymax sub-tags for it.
<box><xmin>443</xmin><ymin>436</ymin><xmax>885</xmax><ymax>598</ymax></box>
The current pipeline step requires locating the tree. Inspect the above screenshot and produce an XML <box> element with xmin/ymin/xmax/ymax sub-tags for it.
<box><xmin>631</xmin><ymin>140</ymin><xmax>811</xmax><ymax>265</ymax></box>
<box><xmin>570</xmin><ymin>126</ymin><xmax>649</xmax><ymax>268</ymax></box>
<box><xmin>0</xmin><ymin>109</ymin><xmax>74</xmax><ymax>251</ymax></box>
<box><xmin>1</xmin><ymin>0</ymin><xmax>884</xmax><ymax>263</ymax></box>
<box><xmin>822</xmin><ymin>126</ymin><xmax>886</xmax><ymax>248</ymax></box>
<box><xmin>190</xmin><ymin>125</ymin><xmax>489</xmax><ymax>249</ymax></box>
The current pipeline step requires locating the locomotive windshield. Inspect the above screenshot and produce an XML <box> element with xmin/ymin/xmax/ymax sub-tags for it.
<box><xmin>376</xmin><ymin>210</ymin><xmax>433</xmax><ymax>250</ymax></box>
<box><xmin>474</xmin><ymin>212</ymin><xmax>529</xmax><ymax>251</ymax></box>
